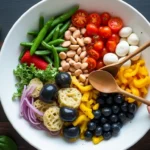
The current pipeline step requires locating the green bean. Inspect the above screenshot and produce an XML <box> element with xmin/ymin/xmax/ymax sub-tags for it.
<box><xmin>46</xmin><ymin>39</ymin><xmax>64</xmax><ymax>46</ymax></box>
<box><xmin>30</xmin><ymin>17</ymin><xmax>54</xmax><ymax>55</ymax></box>
<box><xmin>51</xmin><ymin>5</ymin><xmax>79</xmax><ymax>27</ymax></box>
<box><xmin>42</xmin><ymin>56</ymin><xmax>53</xmax><ymax>64</ymax></box>
<box><xmin>20</xmin><ymin>42</ymin><xmax>33</xmax><ymax>47</ymax></box>
<box><xmin>27</xmin><ymin>31</ymin><xmax>38</xmax><ymax>36</ymax></box>
<box><xmin>52</xmin><ymin>26</ymin><xmax>60</xmax><ymax>40</ymax></box>
<box><xmin>39</xmin><ymin>16</ymin><xmax>44</xmax><ymax>31</ymax></box>
<box><xmin>19</xmin><ymin>48</ymin><xmax>27</xmax><ymax>60</ymax></box>
<box><xmin>44</xmin><ymin>23</ymin><xmax>63</xmax><ymax>43</ymax></box>
<box><xmin>35</xmin><ymin>50</ymin><xmax>51</xmax><ymax>56</ymax></box>
<box><xmin>59</xmin><ymin>20</ymin><xmax>71</xmax><ymax>37</ymax></box>
<box><xmin>55</xmin><ymin>47</ymin><xmax>68</xmax><ymax>52</ymax></box>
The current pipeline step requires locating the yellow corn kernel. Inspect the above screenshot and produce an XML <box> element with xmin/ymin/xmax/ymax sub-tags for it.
<box><xmin>73</xmin><ymin>115</ymin><xmax>89</xmax><ymax>126</ymax></box>
<box><xmin>81</xmin><ymin>92</ymin><xmax>90</xmax><ymax>102</ymax></box>
<box><xmin>92</xmin><ymin>103</ymin><xmax>99</xmax><ymax>110</ymax></box>
<box><xmin>92</xmin><ymin>136</ymin><xmax>104</xmax><ymax>145</ymax></box>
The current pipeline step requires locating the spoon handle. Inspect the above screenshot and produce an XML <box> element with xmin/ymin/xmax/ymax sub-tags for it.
<box><xmin>119</xmin><ymin>41</ymin><xmax>150</xmax><ymax>66</ymax></box>
<box><xmin>119</xmin><ymin>88</ymin><xmax>150</xmax><ymax>106</ymax></box>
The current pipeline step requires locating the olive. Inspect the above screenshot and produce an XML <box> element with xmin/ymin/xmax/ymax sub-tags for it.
<box><xmin>112</xmin><ymin>123</ymin><xmax>120</xmax><ymax>135</ymax></box>
<box><xmin>96</xmin><ymin>97</ymin><xmax>105</xmax><ymax>106</ymax></box>
<box><xmin>114</xmin><ymin>94</ymin><xmax>124</xmax><ymax>104</ymax></box>
<box><xmin>112</xmin><ymin>105</ymin><xmax>120</xmax><ymax>114</ymax></box>
<box><xmin>102</xmin><ymin>107</ymin><xmax>112</xmax><ymax>117</ymax></box>
<box><xmin>106</xmin><ymin>96</ymin><xmax>113</xmax><ymax>105</ymax></box>
<box><xmin>84</xmin><ymin>130</ymin><xmax>93</xmax><ymax>140</ymax></box>
<box><xmin>103</xmin><ymin>132</ymin><xmax>112</xmax><ymax>140</ymax></box>
<box><xmin>128</xmin><ymin>103</ymin><xmax>137</xmax><ymax>114</ymax></box>
<box><xmin>60</xmin><ymin>107</ymin><xmax>78</xmax><ymax>122</ymax></box>
<box><xmin>63</xmin><ymin>126</ymin><xmax>80</xmax><ymax>139</ymax></box>
<box><xmin>118</xmin><ymin>112</ymin><xmax>127</xmax><ymax>123</ymax></box>
<box><xmin>127</xmin><ymin>112</ymin><xmax>134</xmax><ymax>119</ymax></box>
<box><xmin>117</xmin><ymin>122</ymin><xmax>123</xmax><ymax>128</ymax></box>
<box><xmin>103</xmin><ymin>123</ymin><xmax>111</xmax><ymax>132</ymax></box>
<box><xmin>87</xmin><ymin>121</ymin><xmax>96</xmax><ymax>131</ymax></box>
<box><xmin>121</xmin><ymin>102</ymin><xmax>128</xmax><ymax>112</ymax></box>
<box><xmin>100</xmin><ymin>92</ymin><xmax>109</xmax><ymax>99</ymax></box>
<box><xmin>110</xmin><ymin>115</ymin><xmax>118</xmax><ymax>123</ymax></box>
<box><xmin>100</xmin><ymin>117</ymin><xmax>108</xmax><ymax>124</ymax></box>
<box><xmin>39</xmin><ymin>84</ymin><xmax>57</xmax><ymax>103</ymax></box>
<box><xmin>93</xmin><ymin>110</ymin><xmax>101</xmax><ymax>119</ymax></box>
<box><xmin>55</xmin><ymin>72</ymin><xmax>71</xmax><ymax>88</ymax></box>
<box><xmin>95</xmin><ymin>126</ymin><xmax>103</xmax><ymax>136</ymax></box>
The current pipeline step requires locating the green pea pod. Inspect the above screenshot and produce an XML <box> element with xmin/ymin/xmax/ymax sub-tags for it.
<box><xmin>27</xmin><ymin>31</ymin><xmax>38</xmax><ymax>36</ymax></box>
<box><xmin>52</xmin><ymin>26</ymin><xmax>60</xmax><ymax>40</ymax></box>
<box><xmin>51</xmin><ymin>5</ymin><xmax>79</xmax><ymax>27</ymax></box>
<box><xmin>42</xmin><ymin>56</ymin><xmax>53</xmax><ymax>64</ymax></box>
<box><xmin>20</xmin><ymin>42</ymin><xmax>33</xmax><ymax>47</ymax></box>
<box><xmin>30</xmin><ymin>17</ymin><xmax>54</xmax><ymax>55</ymax></box>
<box><xmin>44</xmin><ymin>23</ymin><xmax>63</xmax><ymax>43</ymax></box>
<box><xmin>59</xmin><ymin>20</ymin><xmax>71</xmax><ymax>37</ymax></box>
<box><xmin>39</xmin><ymin>16</ymin><xmax>44</xmax><ymax>31</ymax></box>
<box><xmin>35</xmin><ymin>50</ymin><xmax>51</xmax><ymax>56</ymax></box>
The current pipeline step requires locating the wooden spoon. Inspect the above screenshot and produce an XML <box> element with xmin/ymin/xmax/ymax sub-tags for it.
<box><xmin>100</xmin><ymin>41</ymin><xmax>150</xmax><ymax>77</ymax></box>
<box><xmin>89</xmin><ymin>70</ymin><xmax>150</xmax><ymax>106</ymax></box>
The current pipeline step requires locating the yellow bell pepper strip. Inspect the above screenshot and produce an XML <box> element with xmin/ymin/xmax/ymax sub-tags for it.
<box><xmin>92</xmin><ymin>136</ymin><xmax>104</xmax><ymax>144</ymax></box>
<box><xmin>117</xmin><ymin>67</ymin><xmax>128</xmax><ymax>84</ymax></box>
<box><xmin>126</xmin><ymin>97</ymin><xmax>135</xmax><ymax>103</ymax></box>
<box><xmin>138</xmin><ymin>66</ymin><xmax>149</xmax><ymax>76</ymax></box>
<box><xmin>72</xmin><ymin>76</ymin><xmax>93</xmax><ymax>92</ymax></box>
<box><xmin>92</xmin><ymin>103</ymin><xmax>99</xmax><ymax>110</ymax></box>
<box><xmin>133</xmin><ymin>76</ymin><xmax>150</xmax><ymax>88</ymax></box>
<box><xmin>81</xmin><ymin>92</ymin><xmax>90</xmax><ymax>102</ymax></box>
<box><xmin>140</xmin><ymin>87</ymin><xmax>148</xmax><ymax>96</ymax></box>
<box><xmin>80</xmin><ymin>133</ymin><xmax>85</xmax><ymax>140</ymax></box>
<box><xmin>129</xmin><ymin>83</ymin><xmax>140</xmax><ymax>96</ymax></box>
<box><xmin>73</xmin><ymin>115</ymin><xmax>89</xmax><ymax>126</ymax></box>
<box><xmin>92</xmin><ymin>93</ymin><xmax>99</xmax><ymax>100</ymax></box>
<box><xmin>80</xmin><ymin>121</ymin><xmax>88</xmax><ymax>134</ymax></box>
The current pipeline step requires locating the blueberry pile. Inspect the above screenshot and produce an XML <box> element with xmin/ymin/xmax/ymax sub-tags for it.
<box><xmin>84</xmin><ymin>93</ymin><xmax>137</xmax><ymax>140</ymax></box>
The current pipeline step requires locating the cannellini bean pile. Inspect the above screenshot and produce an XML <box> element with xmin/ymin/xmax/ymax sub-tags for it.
<box><xmin>59</xmin><ymin>25</ymin><xmax>92</xmax><ymax>85</ymax></box>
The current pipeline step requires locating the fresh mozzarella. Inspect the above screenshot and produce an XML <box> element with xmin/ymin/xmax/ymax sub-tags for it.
<box><xmin>120</xmin><ymin>38</ymin><xmax>127</xmax><ymax>43</ymax></box>
<box><xmin>103</xmin><ymin>53</ymin><xmax>119</xmax><ymax>65</ymax></box>
<box><xmin>119</xmin><ymin>27</ymin><xmax>132</xmax><ymax>38</ymax></box>
<box><xmin>116</xmin><ymin>41</ymin><xmax>129</xmax><ymax>57</ymax></box>
<box><xmin>129</xmin><ymin>46</ymin><xmax>141</xmax><ymax>61</ymax></box>
<box><xmin>127</xmin><ymin>33</ymin><xmax>139</xmax><ymax>46</ymax></box>
<box><xmin>118</xmin><ymin>57</ymin><xmax>131</xmax><ymax>67</ymax></box>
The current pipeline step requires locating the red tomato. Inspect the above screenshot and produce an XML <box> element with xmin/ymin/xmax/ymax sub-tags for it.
<box><xmin>72</xmin><ymin>10</ymin><xmax>88</xmax><ymax>28</ymax></box>
<box><xmin>108</xmin><ymin>34</ymin><xmax>120</xmax><ymax>44</ymax></box>
<box><xmin>99</xmin><ymin>26</ymin><xmax>112</xmax><ymax>38</ymax></box>
<box><xmin>106</xmin><ymin>41</ymin><xmax>117</xmax><ymax>52</ymax></box>
<box><xmin>86</xmin><ymin>24</ymin><xmax>99</xmax><ymax>36</ymax></box>
<box><xmin>108</xmin><ymin>17</ymin><xmax>123</xmax><ymax>33</ymax></box>
<box><xmin>86</xmin><ymin>43</ymin><xmax>94</xmax><ymax>51</ymax></box>
<box><xmin>94</xmin><ymin>40</ymin><xmax>104</xmax><ymax>52</ymax></box>
<box><xmin>101</xmin><ymin>12</ymin><xmax>111</xmax><ymax>25</ymax></box>
<box><xmin>87</xmin><ymin>57</ymin><xmax>97</xmax><ymax>70</ymax></box>
<box><xmin>88</xmin><ymin>49</ymin><xmax>100</xmax><ymax>60</ymax></box>
<box><xmin>101</xmin><ymin>47</ymin><xmax>108</xmax><ymax>58</ymax></box>
<box><xmin>96</xmin><ymin>60</ymin><xmax>104</xmax><ymax>69</ymax></box>
<box><xmin>92</xmin><ymin>35</ymin><xmax>102</xmax><ymax>43</ymax></box>
<box><xmin>88</xmin><ymin>13</ymin><xmax>101</xmax><ymax>27</ymax></box>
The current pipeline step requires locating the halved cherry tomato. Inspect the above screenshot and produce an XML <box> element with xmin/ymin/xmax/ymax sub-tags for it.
<box><xmin>99</xmin><ymin>26</ymin><xmax>112</xmax><ymax>38</ymax></box>
<box><xmin>87</xmin><ymin>57</ymin><xmax>97</xmax><ymax>71</ymax></box>
<box><xmin>101</xmin><ymin>12</ymin><xmax>111</xmax><ymax>25</ymax></box>
<box><xmin>108</xmin><ymin>17</ymin><xmax>123</xmax><ymax>33</ymax></box>
<box><xmin>108</xmin><ymin>34</ymin><xmax>120</xmax><ymax>44</ymax></box>
<box><xmin>94</xmin><ymin>40</ymin><xmax>104</xmax><ymax>52</ymax></box>
<box><xmin>88</xmin><ymin>13</ymin><xmax>101</xmax><ymax>27</ymax></box>
<box><xmin>96</xmin><ymin>60</ymin><xmax>104</xmax><ymax>69</ymax></box>
<box><xmin>86</xmin><ymin>24</ymin><xmax>99</xmax><ymax>36</ymax></box>
<box><xmin>72</xmin><ymin>10</ymin><xmax>88</xmax><ymax>28</ymax></box>
<box><xmin>101</xmin><ymin>47</ymin><xmax>108</xmax><ymax>58</ymax></box>
<box><xmin>86</xmin><ymin>43</ymin><xmax>94</xmax><ymax>51</ymax></box>
<box><xmin>106</xmin><ymin>41</ymin><xmax>117</xmax><ymax>52</ymax></box>
<box><xmin>88</xmin><ymin>49</ymin><xmax>100</xmax><ymax>60</ymax></box>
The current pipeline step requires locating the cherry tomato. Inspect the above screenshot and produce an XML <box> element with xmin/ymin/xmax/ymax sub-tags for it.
<box><xmin>72</xmin><ymin>10</ymin><xmax>88</xmax><ymax>28</ymax></box>
<box><xmin>86</xmin><ymin>24</ymin><xmax>99</xmax><ymax>36</ymax></box>
<box><xmin>108</xmin><ymin>17</ymin><xmax>123</xmax><ymax>33</ymax></box>
<box><xmin>92</xmin><ymin>35</ymin><xmax>102</xmax><ymax>43</ymax></box>
<box><xmin>101</xmin><ymin>47</ymin><xmax>108</xmax><ymax>58</ymax></box>
<box><xmin>86</xmin><ymin>43</ymin><xmax>94</xmax><ymax>51</ymax></box>
<box><xmin>101</xmin><ymin>12</ymin><xmax>111</xmax><ymax>25</ymax></box>
<box><xmin>108</xmin><ymin>34</ymin><xmax>120</xmax><ymax>44</ymax></box>
<box><xmin>106</xmin><ymin>41</ymin><xmax>117</xmax><ymax>52</ymax></box>
<box><xmin>94</xmin><ymin>40</ymin><xmax>104</xmax><ymax>52</ymax></box>
<box><xmin>88</xmin><ymin>49</ymin><xmax>100</xmax><ymax>60</ymax></box>
<box><xmin>88</xmin><ymin>13</ymin><xmax>101</xmax><ymax>27</ymax></box>
<box><xmin>96</xmin><ymin>60</ymin><xmax>105</xmax><ymax>69</ymax></box>
<box><xmin>99</xmin><ymin>26</ymin><xmax>112</xmax><ymax>38</ymax></box>
<box><xmin>87</xmin><ymin>57</ymin><xmax>97</xmax><ymax>71</ymax></box>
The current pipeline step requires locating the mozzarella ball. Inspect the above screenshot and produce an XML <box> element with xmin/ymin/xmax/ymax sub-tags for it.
<box><xmin>119</xmin><ymin>27</ymin><xmax>133</xmax><ymax>38</ymax></box>
<box><xmin>116</xmin><ymin>41</ymin><xmax>129</xmax><ymax>57</ymax></box>
<box><xmin>103</xmin><ymin>53</ymin><xmax>119</xmax><ymax>65</ymax></box>
<box><xmin>120</xmin><ymin>38</ymin><xmax>127</xmax><ymax>43</ymax></box>
<box><xmin>118</xmin><ymin>57</ymin><xmax>131</xmax><ymax>67</ymax></box>
<box><xmin>127</xmin><ymin>33</ymin><xmax>139</xmax><ymax>46</ymax></box>
<box><xmin>129</xmin><ymin>46</ymin><xmax>141</xmax><ymax>61</ymax></box>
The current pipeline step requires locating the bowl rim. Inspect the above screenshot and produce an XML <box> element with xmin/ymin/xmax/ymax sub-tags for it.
<box><xmin>0</xmin><ymin>0</ymin><xmax>150</xmax><ymax>150</ymax></box>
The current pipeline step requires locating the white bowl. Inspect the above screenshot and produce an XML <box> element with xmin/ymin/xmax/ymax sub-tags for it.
<box><xmin>0</xmin><ymin>0</ymin><xmax>150</xmax><ymax>150</ymax></box>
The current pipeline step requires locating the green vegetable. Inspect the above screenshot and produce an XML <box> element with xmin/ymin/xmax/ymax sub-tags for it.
<box><xmin>42</xmin><ymin>56</ymin><xmax>53</xmax><ymax>64</ymax></box>
<box><xmin>27</xmin><ymin>31</ymin><xmax>38</xmax><ymax>36</ymax></box>
<box><xmin>59</xmin><ymin>20</ymin><xmax>71</xmax><ymax>37</ymax></box>
<box><xmin>39</xmin><ymin>16</ymin><xmax>44</xmax><ymax>31</ymax></box>
<box><xmin>30</xmin><ymin>17</ymin><xmax>54</xmax><ymax>55</ymax></box>
<box><xmin>0</xmin><ymin>136</ymin><xmax>17</xmax><ymax>150</ymax></box>
<box><xmin>35</xmin><ymin>50</ymin><xmax>51</xmax><ymax>56</ymax></box>
<box><xmin>20</xmin><ymin>42</ymin><xmax>33</xmax><ymax>47</ymax></box>
<box><xmin>52</xmin><ymin>25</ymin><xmax>60</xmax><ymax>40</ymax></box>
<box><xmin>51</xmin><ymin>5</ymin><xmax>79</xmax><ymax>27</ymax></box>
<box><xmin>44</xmin><ymin>23</ymin><xmax>63</xmax><ymax>43</ymax></box>
<box><xmin>13</xmin><ymin>64</ymin><xmax>58</xmax><ymax>99</ymax></box>
<box><xmin>47</xmin><ymin>39</ymin><xmax>64</xmax><ymax>46</ymax></box>
<box><xmin>54</xmin><ymin>47</ymin><xmax>68</xmax><ymax>52</ymax></box>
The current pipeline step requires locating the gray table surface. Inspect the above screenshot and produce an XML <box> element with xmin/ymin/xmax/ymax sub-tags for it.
<box><xmin>0</xmin><ymin>0</ymin><xmax>150</xmax><ymax>150</ymax></box>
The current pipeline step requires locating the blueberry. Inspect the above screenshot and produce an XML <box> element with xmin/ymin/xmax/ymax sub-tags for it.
<box><xmin>96</xmin><ymin>97</ymin><xmax>105</xmax><ymax>106</ymax></box>
<box><xmin>87</xmin><ymin>121</ymin><xmax>96</xmax><ymax>131</ymax></box>
<box><xmin>128</xmin><ymin>103</ymin><xmax>137</xmax><ymax>114</ymax></box>
<box><xmin>103</xmin><ymin>132</ymin><xmax>112</xmax><ymax>140</ymax></box>
<box><xmin>112</xmin><ymin>105</ymin><xmax>120</xmax><ymax>114</ymax></box>
<box><xmin>95</xmin><ymin>126</ymin><xmax>103</xmax><ymax>136</ymax></box>
<box><xmin>92</xmin><ymin>119</ymin><xmax>100</xmax><ymax>125</ymax></box>
<box><xmin>103</xmin><ymin>123</ymin><xmax>111</xmax><ymax>132</ymax></box>
<box><xmin>100</xmin><ymin>117</ymin><xmax>108</xmax><ymax>124</ymax></box>
<box><xmin>110</xmin><ymin>114</ymin><xmax>118</xmax><ymax>123</ymax></box>
<box><xmin>117</xmin><ymin>122</ymin><xmax>123</xmax><ymax>128</ymax></box>
<box><xmin>114</xmin><ymin>94</ymin><xmax>124</xmax><ymax>104</ymax></box>
<box><xmin>100</xmin><ymin>92</ymin><xmax>109</xmax><ymax>99</ymax></box>
<box><xmin>106</xmin><ymin>96</ymin><xmax>113</xmax><ymax>105</ymax></box>
<box><xmin>127</xmin><ymin>112</ymin><xmax>134</xmax><ymax>119</ymax></box>
<box><xmin>118</xmin><ymin>113</ymin><xmax>127</xmax><ymax>123</ymax></box>
<box><xmin>121</xmin><ymin>102</ymin><xmax>128</xmax><ymax>112</ymax></box>
<box><xmin>84</xmin><ymin>130</ymin><xmax>93</xmax><ymax>140</ymax></box>
<box><xmin>102</xmin><ymin>107</ymin><xmax>112</xmax><ymax>117</ymax></box>
<box><xmin>112</xmin><ymin>123</ymin><xmax>120</xmax><ymax>135</ymax></box>
<box><xmin>93</xmin><ymin>110</ymin><xmax>101</xmax><ymax>119</ymax></box>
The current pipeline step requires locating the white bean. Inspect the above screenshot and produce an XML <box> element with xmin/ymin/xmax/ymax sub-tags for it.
<box><xmin>73</xmin><ymin>30</ymin><xmax>80</xmax><ymax>39</ymax></box>
<box><xmin>62</xmin><ymin>63</ymin><xmax>70</xmax><ymax>71</ymax></box>
<box><xmin>85</xmin><ymin>78</ymin><xmax>89</xmax><ymax>85</ymax></box>
<box><xmin>77</xmin><ymin>38</ymin><xmax>84</xmax><ymax>47</ymax></box>
<box><xmin>77</xmin><ymin>47</ymin><xmax>82</xmax><ymax>55</ymax></box>
<box><xmin>59</xmin><ymin>52</ymin><xmax>67</xmax><ymax>60</ymax></box>
<box><xmin>67</xmin><ymin>50</ymin><xmax>76</xmax><ymax>58</ymax></box>
<box><xmin>69</xmin><ymin>67</ymin><xmax>76</xmax><ymax>73</ymax></box>
<box><xmin>70</xmin><ymin>36</ymin><xmax>77</xmax><ymax>44</ymax></box>
<box><xmin>79</xmin><ymin>74</ymin><xmax>86</xmax><ymax>82</ymax></box>
<box><xmin>81</xmin><ymin>63</ymin><xmax>88</xmax><ymax>70</ymax></box>
<box><xmin>81</xmin><ymin>28</ymin><xmax>86</xmax><ymax>35</ymax></box>
<box><xmin>64</xmin><ymin>30</ymin><xmax>72</xmax><ymax>40</ymax></box>
<box><xmin>66</xmin><ymin>58</ymin><xmax>71</xmax><ymax>62</ymax></box>
<box><xmin>83</xmin><ymin>70</ymin><xmax>89</xmax><ymax>73</ymax></box>
<box><xmin>75</xmin><ymin>69</ymin><xmax>82</xmax><ymax>76</ymax></box>
<box><xmin>82</xmin><ymin>46</ymin><xmax>86</xmax><ymax>51</ymax></box>
<box><xmin>80</xmin><ymin>51</ymin><xmax>87</xmax><ymax>59</ymax></box>
<box><xmin>70</xmin><ymin>45</ymin><xmax>79</xmax><ymax>50</ymax></box>
<box><xmin>74</xmin><ymin>54</ymin><xmax>79</xmax><ymax>62</ymax></box>
<box><xmin>84</xmin><ymin>37</ymin><xmax>92</xmax><ymax>44</ymax></box>
<box><xmin>74</xmin><ymin>62</ymin><xmax>81</xmax><ymax>69</ymax></box>
<box><xmin>61</xmin><ymin>41</ymin><xmax>71</xmax><ymax>47</ymax></box>
<box><xmin>58</xmin><ymin>67</ymin><xmax>63</xmax><ymax>72</ymax></box>
<box><xmin>69</xmin><ymin>27</ymin><xmax>77</xmax><ymax>32</ymax></box>
<box><xmin>82</xmin><ymin>57</ymin><xmax>88</xmax><ymax>63</ymax></box>
<box><xmin>69</xmin><ymin>59</ymin><xmax>76</xmax><ymax>66</ymax></box>
<box><xmin>61</xmin><ymin>60</ymin><xmax>66</xmax><ymax>66</ymax></box>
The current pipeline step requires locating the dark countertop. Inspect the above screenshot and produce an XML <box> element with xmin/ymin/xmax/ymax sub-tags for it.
<box><xmin>0</xmin><ymin>0</ymin><xmax>150</xmax><ymax>149</ymax></box>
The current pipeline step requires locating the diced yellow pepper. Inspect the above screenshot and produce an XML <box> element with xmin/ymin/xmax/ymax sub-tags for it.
<box><xmin>92</xmin><ymin>93</ymin><xmax>99</xmax><ymax>100</ymax></box>
<box><xmin>92</xmin><ymin>103</ymin><xmax>99</xmax><ymax>110</ymax></box>
<box><xmin>73</xmin><ymin>115</ymin><xmax>89</xmax><ymax>126</ymax></box>
<box><xmin>81</xmin><ymin>92</ymin><xmax>90</xmax><ymax>102</ymax></box>
<box><xmin>80</xmin><ymin>133</ymin><xmax>85</xmax><ymax>140</ymax></box>
<box><xmin>118</xmin><ymin>67</ymin><xmax>128</xmax><ymax>84</ymax></box>
<box><xmin>80</xmin><ymin>121</ymin><xmax>88</xmax><ymax>134</ymax></box>
<box><xmin>127</xmin><ymin>97</ymin><xmax>135</xmax><ymax>103</ymax></box>
<box><xmin>133</xmin><ymin>76</ymin><xmax>150</xmax><ymax>88</ymax></box>
<box><xmin>92</xmin><ymin>136</ymin><xmax>104</xmax><ymax>145</ymax></box>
